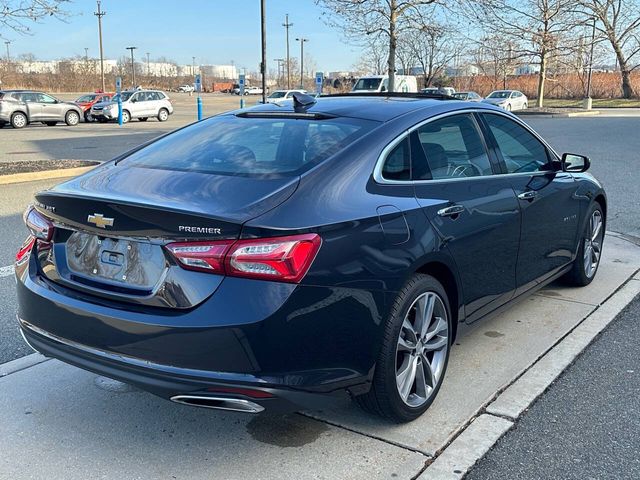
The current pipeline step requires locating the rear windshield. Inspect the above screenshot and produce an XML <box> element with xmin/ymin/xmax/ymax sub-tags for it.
<box><xmin>353</xmin><ymin>78</ymin><xmax>382</xmax><ymax>91</ymax></box>
<box><xmin>121</xmin><ymin>114</ymin><xmax>379</xmax><ymax>176</ymax></box>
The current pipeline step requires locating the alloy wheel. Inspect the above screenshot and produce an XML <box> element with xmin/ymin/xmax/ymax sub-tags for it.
<box><xmin>395</xmin><ymin>291</ymin><xmax>449</xmax><ymax>407</ymax></box>
<box><xmin>584</xmin><ymin>209</ymin><xmax>603</xmax><ymax>278</ymax></box>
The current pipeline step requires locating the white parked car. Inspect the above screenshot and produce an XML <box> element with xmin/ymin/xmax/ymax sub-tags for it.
<box><xmin>244</xmin><ymin>86</ymin><xmax>264</xmax><ymax>96</ymax></box>
<box><xmin>352</xmin><ymin>75</ymin><xmax>418</xmax><ymax>93</ymax></box>
<box><xmin>90</xmin><ymin>89</ymin><xmax>174</xmax><ymax>123</ymax></box>
<box><xmin>482</xmin><ymin>90</ymin><xmax>528</xmax><ymax>111</ymax></box>
<box><xmin>177</xmin><ymin>85</ymin><xmax>195</xmax><ymax>93</ymax></box>
<box><xmin>265</xmin><ymin>89</ymin><xmax>307</xmax><ymax>103</ymax></box>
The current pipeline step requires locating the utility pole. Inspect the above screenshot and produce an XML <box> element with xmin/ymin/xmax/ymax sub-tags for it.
<box><xmin>84</xmin><ymin>47</ymin><xmax>89</xmax><ymax>62</ymax></box>
<box><xmin>192</xmin><ymin>56</ymin><xmax>196</xmax><ymax>77</ymax></box>
<box><xmin>4</xmin><ymin>41</ymin><xmax>10</xmax><ymax>63</ymax></box>
<box><xmin>260</xmin><ymin>0</ymin><xmax>267</xmax><ymax>104</ymax></box>
<box><xmin>274</xmin><ymin>58</ymin><xmax>285</xmax><ymax>87</ymax></box>
<box><xmin>94</xmin><ymin>0</ymin><xmax>106</xmax><ymax>93</ymax></box>
<box><xmin>126</xmin><ymin>46</ymin><xmax>137</xmax><ymax>87</ymax></box>
<box><xmin>146</xmin><ymin>52</ymin><xmax>150</xmax><ymax>76</ymax></box>
<box><xmin>282</xmin><ymin>14</ymin><xmax>293</xmax><ymax>89</ymax></box>
<box><xmin>584</xmin><ymin>16</ymin><xmax>597</xmax><ymax>110</ymax></box>
<box><xmin>295</xmin><ymin>37</ymin><xmax>308</xmax><ymax>89</ymax></box>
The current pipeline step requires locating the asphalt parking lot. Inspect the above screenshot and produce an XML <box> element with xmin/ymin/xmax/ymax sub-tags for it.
<box><xmin>1</xmin><ymin>102</ymin><xmax>639</xmax><ymax>479</ymax></box>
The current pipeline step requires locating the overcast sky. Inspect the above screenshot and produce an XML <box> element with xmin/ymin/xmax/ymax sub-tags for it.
<box><xmin>2</xmin><ymin>0</ymin><xmax>363</xmax><ymax>72</ymax></box>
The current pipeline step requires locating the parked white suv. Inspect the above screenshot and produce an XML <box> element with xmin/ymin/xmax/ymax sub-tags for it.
<box><xmin>90</xmin><ymin>90</ymin><xmax>173</xmax><ymax>123</ymax></box>
<box><xmin>244</xmin><ymin>86</ymin><xmax>264</xmax><ymax>95</ymax></box>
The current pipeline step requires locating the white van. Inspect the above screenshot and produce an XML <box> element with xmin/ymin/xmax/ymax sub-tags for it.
<box><xmin>352</xmin><ymin>75</ymin><xmax>418</xmax><ymax>93</ymax></box>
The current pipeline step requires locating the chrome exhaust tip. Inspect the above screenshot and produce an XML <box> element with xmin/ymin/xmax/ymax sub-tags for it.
<box><xmin>170</xmin><ymin>395</ymin><xmax>265</xmax><ymax>413</ymax></box>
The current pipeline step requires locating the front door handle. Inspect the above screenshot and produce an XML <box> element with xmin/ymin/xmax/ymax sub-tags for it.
<box><xmin>517</xmin><ymin>190</ymin><xmax>537</xmax><ymax>201</ymax></box>
<box><xmin>437</xmin><ymin>204</ymin><xmax>465</xmax><ymax>218</ymax></box>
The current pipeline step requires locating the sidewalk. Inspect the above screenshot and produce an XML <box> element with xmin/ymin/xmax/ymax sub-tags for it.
<box><xmin>1</xmin><ymin>234</ymin><xmax>639</xmax><ymax>479</ymax></box>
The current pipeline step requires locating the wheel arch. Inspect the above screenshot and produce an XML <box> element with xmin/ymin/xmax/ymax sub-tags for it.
<box><xmin>414</xmin><ymin>260</ymin><xmax>463</xmax><ymax>342</ymax></box>
<box><xmin>594</xmin><ymin>193</ymin><xmax>607</xmax><ymax>230</ymax></box>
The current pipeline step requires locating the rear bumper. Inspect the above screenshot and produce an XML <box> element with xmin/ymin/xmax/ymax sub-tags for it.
<box><xmin>16</xmin><ymin>253</ymin><xmax>383</xmax><ymax>410</ymax></box>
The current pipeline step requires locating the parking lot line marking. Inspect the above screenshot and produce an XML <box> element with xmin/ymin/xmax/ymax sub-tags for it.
<box><xmin>0</xmin><ymin>265</ymin><xmax>15</xmax><ymax>278</ymax></box>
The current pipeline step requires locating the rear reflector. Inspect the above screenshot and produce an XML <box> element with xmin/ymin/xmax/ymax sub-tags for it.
<box><xmin>166</xmin><ymin>233</ymin><xmax>321</xmax><ymax>283</ymax></box>
<box><xmin>15</xmin><ymin>236</ymin><xmax>35</xmax><ymax>265</ymax></box>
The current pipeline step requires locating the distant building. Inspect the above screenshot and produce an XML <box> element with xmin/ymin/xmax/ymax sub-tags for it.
<box><xmin>515</xmin><ymin>64</ymin><xmax>541</xmax><ymax>75</ymax></box>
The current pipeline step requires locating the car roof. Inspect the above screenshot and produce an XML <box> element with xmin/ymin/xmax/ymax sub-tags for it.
<box><xmin>238</xmin><ymin>94</ymin><xmax>503</xmax><ymax>122</ymax></box>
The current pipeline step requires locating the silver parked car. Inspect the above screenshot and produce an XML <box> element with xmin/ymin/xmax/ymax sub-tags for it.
<box><xmin>452</xmin><ymin>91</ymin><xmax>483</xmax><ymax>102</ymax></box>
<box><xmin>482</xmin><ymin>90</ymin><xmax>528</xmax><ymax>111</ymax></box>
<box><xmin>90</xmin><ymin>89</ymin><xmax>174</xmax><ymax>123</ymax></box>
<box><xmin>0</xmin><ymin>90</ymin><xmax>82</xmax><ymax>128</ymax></box>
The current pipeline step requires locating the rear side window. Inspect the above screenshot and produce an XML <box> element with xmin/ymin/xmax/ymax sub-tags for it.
<box><xmin>381</xmin><ymin>138</ymin><xmax>411</xmax><ymax>181</ymax></box>
<box><xmin>483</xmin><ymin>114</ymin><xmax>550</xmax><ymax>173</ymax></box>
<box><xmin>413</xmin><ymin>114</ymin><xmax>493</xmax><ymax>179</ymax></box>
<box><xmin>122</xmin><ymin>115</ymin><xmax>378</xmax><ymax>176</ymax></box>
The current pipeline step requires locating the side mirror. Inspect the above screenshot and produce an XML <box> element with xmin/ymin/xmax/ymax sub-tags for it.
<box><xmin>131</xmin><ymin>98</ymin><xmax>137</xmax><ymax>103</ymax></box>
<box><xmin>562</xmin><ymin>153</ymin><xmax>590</xmax><ymax>173</ymax></box>
<box><xmin>381</xmin><ymin>85</ymin><xmax>387</xmax><ymax>92</ymax></box>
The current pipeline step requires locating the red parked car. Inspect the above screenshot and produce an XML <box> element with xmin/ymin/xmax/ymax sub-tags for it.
<box><xmin>75</xmin><ymin>92</ymin><xmax>114</xmax><ymax>122</ymax></box>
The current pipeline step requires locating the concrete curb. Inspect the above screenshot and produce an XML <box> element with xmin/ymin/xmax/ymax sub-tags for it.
<box><xmin>417</xmin><ymin>415</ymin><xmax>513</xmax><ymax>479</ymax></box>
<box><xmin>0</xmin><ymin>166</ymin><xmax>94</xmax><ymax>185</ymax></box>
<box><xmin>418</xmin><ymin>271</ymin><xmax>640</xmax><ymax>479</ymax></box>
<box><xmin>0</xmin><ymin>353</ymin><xmax>49</xmax><ymax>378</ymax></box>
<box><xmin>515</xmin><ymin>110</ymin><xmax>600</xmax><ymax>118</ymax></box>
<box><xmin>486</xmin><ymin>278</ymin><xmax>640</xmax><ymax>420</ymax></box>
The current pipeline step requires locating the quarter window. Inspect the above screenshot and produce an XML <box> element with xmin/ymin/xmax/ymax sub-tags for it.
<box><xmin>483</xmin><ymin>114</ymin><xmax>550</xmax><ymax>173</ymax></box>
<box><xmin>413</xmin><ymin>114</ymin><xmax>492</xmax><ymax>180</ymax></box>
<box><xmin>381</xmin><ymin>137</ymin><xmax>411</xmax><ymax>181</ymax></box>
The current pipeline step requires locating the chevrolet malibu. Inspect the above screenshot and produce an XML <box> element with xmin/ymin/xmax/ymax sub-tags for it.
<box><xmin>16</xmin><ymin>93</ymin><xmax>606</xmax><ymax>422</ymax></box>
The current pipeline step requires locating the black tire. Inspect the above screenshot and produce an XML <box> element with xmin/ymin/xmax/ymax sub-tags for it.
<box><xmin>84</xmin><ymin>111</ymin><xmax>94</xmax><ymax>122</ymax></box>
<box><xmin>11</xmin><ymin>111</ymin><xmax>28</xmax><ymax>129</ymax></box>
<box><xmin>0</xmin><ymin>121</ymin><xmax>6</xmax><ymax>128</ymax></box>
<box><xmin>65</xmin><ymin>110</ymin><xmax>80</xmax><ymax>126</ymax></box>
<box><xmin>563</xmin><ymin>202</ymin><xmax>605</xmax><ymax>286</ymax></box>
<box><xmin>157</xmin><ymin>108</ymin><xmax>169</xmax><ymax>122</ymax></box>
<box><xmin>121</xmin><ymin>110</ymin><xmax>130</xmax><ymax>124</ymax></box>
<box><xmin>97</xmin><ymin>118</ymin><xmax>108</xmax><ymax>123</ymax></box>
<box><xmin>45</xmin><ymin>121</ymin><xmax>58</xmax><ymax>126</ymax></box>
<box><xmin>138</xmin><ymin>117</ymin><xmax>148</xmax><ymax>122</ymax></box>
<box><xmin>355</xmin><ymin>274</ymin><xmax>452</xmax><ymax>422</ymax></box>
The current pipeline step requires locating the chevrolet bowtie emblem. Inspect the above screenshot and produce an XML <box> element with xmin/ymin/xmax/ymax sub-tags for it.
<box><xmin>87</xmin><ymin>213</ymin><xmax>114</xmax><ymax>229</ymax></box>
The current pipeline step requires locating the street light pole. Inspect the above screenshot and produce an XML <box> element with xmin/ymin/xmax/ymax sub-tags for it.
<box><xmin>260</xmin><ymin>0</ymin><xmax>267</xmax><ymax>104</ymax></box>
<box><xmin>4</xmin><ymin>41</ymin><xmax>10</xmax><ymax>63</ymax></box>
<box><xmin>84</xmin><ymin>47</ymin><xmax>89</xmax><ymax>62</ymax></box>
<box><xmin>282</xmin><ymin>14</ymin><xmax>293</xmax><ymax>90</ymax></box>
<box><xmin>94</xmin><ymin>0</ymin><xmax>106</xmax><ymax>93</ymax></box>
<box><xmin>192</xmin><ymin>56</ymin><xmax>196</xmax><ymax>77</ymax></box>
<box><xmin>126</xmin><ymin>46</ymin><xmax>137</xmax><ymax>87</ymax></box>
<box><xmin>585</xmin><ymin>16</ymin><xmax>596</xmax><ymax>107</ymax></box>
<box><xmin>146</xmin><ymin>52</ymin><xmax>150</xmax><ymax>76</ymax></box>
<box><xmin>295</xmin><ymin>37</ymin><xmax>308</xmax><ymax>89</ymax></box>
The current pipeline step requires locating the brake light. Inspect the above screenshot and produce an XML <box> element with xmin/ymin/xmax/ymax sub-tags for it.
<box><xmin>165</xmin><ymin>241</ymin><xmax>233</xmax><ymax>274</ymax></box>
<box><xmin>166</xmin><ymin>234</ymin><xmax>321</xmax><ymax>283</ymax></box>
<box><xmin>23</xmin><ymin>206</ymin><xmax>54</xmax><ymax>242</ymax></box>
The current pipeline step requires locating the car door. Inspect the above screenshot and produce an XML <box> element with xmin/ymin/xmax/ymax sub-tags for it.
<box><xmin>37</xmin><ymin>93</ymin><xmax>63</xmax><ymax>120</ymax></box>
<box><xmin>479</xmin><ymin>112</ymin><xmax>579</xmax><ymax>295</ymax></box>
<box><xmin>20</xmin><ymin>93</ymin><xmax>43</xmax><ymax>120</ymax></box>
<box><xmin>411</xmin><ymin>112</ymin><xmax>521</xmax><ymax>322</ymax></box>
<box><xmin>129</xmin><ymin>92</ymin><xmax>145</xmax><ymax>117</ymax></box>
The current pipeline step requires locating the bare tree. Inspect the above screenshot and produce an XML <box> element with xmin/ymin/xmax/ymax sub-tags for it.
<box><xmin>353</xmin><ymin>35</ymin><xmax>389</xmax><ymax>75</ymax></box>
<box><xmin>472</xmin><ymin>34</ymin><xmax>518</xmax><ymax>90</ymax></box>
<box><xmin>576</xmin><ymin>0</ymin><xmax>640</xmax><ymax>98</ymax></box>
<box><xmin>316</xmin><ymin>0</ymin><xmax>439</xmax><ymax>91</ymax></box>
<box><xmin>476</xmin><ymin>0</ymin><xmax>578</xmax><ymax>106</ymax></box>
<box><xmin>0</xmin><ymin>0</ymin><xmax>69</xmax><ymax>38</ymax></box>
<box><xmin>406</xmin><ymin>23</ymin><xmax>460</xmax><ymax>87</ymax></box>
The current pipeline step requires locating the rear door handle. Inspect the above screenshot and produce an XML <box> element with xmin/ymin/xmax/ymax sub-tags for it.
<box><xmin>517</xmin><ymin>190</ymin><xmax>537</xmax><ymax>201</ymax></box>
<box><xmin>437</xmin><ymin>204</ymin><xmax>465</xmax><ymax>218</ymax></box>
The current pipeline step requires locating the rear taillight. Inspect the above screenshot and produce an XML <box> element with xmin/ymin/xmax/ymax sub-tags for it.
<box><xmin>23</xmin><ymin>206</ymin><xmax>54</xmax><ymax>242</ymax></box>
<box><xmin>166</xmin><ymin>234</ymin><xmax>321</xmax><ymax>283</ymax></box>
<box><xmin>166</xmin><ymin>241</ymin><xmax>233</xmax><ymax>274</ymax></box>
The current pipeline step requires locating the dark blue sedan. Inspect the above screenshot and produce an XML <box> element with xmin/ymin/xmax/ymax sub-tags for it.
<box><xmin>16</xmin><ymin>93</ymin><xmax>606</xmax><ymax>422</ymax></box>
